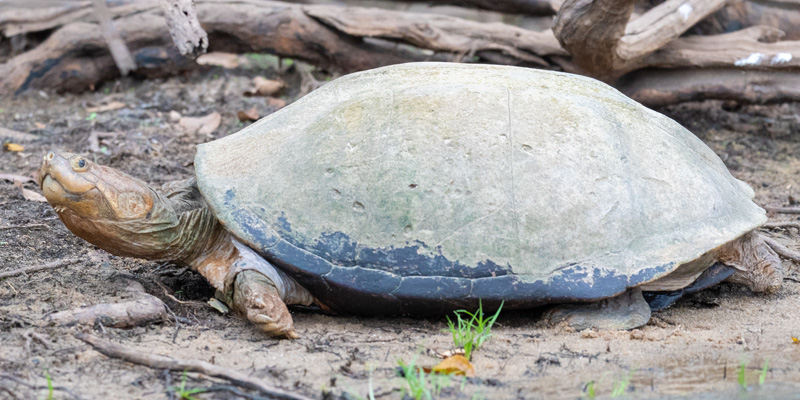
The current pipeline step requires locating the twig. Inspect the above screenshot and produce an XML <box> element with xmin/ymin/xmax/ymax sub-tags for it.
<box><xmin>783</xmin><ymin>277</ymin><xmax>800</xmax><ymax>283</ymax></box>
<box><xmin>765</xmin><ymin>206</ymin><xmax>800</xmax><ymax>214</ymax></box>
<box><xmin>154</xmin><ymin>279</ymin><xmax>208</xmax><ymax>307</ymax></box>
<box><xmin>0</xmin><ymin>373</ymin><xmax>83</xmax><ymax>400</ymax></box>
<box><xmin>0</xmin><ymin>258</ymin><xmax>80</xmax><ymax>280</ymax></box>
<box><xmin>77</xmin><ymin>333</ymin><xmax>312</xmax><ymax>400</ymax></box>
<box><xmin>164</xmin><ymin>369</ymin><xmax>175</xmax><ymax>400</ymax></box>
<box><xmin>0</xmin><ymin>223</ymin><xmax>48</xmax><ymax>230</ymax></box>
<box><xmin>764</xmin><ymin>237</ymin><xmax>800</xmax><ymax>262</ymax></box>
<box><xmin>763</xmin><ymin>222</ymin><xmax>800</xmax><ymax>231</ymax></box>
<box><xmin>204</xmin><ymin>385</ymin><xmax>271</xmax><ymax>400</ymax></box>
<box><xmin>47</xmin><ymin>294</ymin><xmax>168</xmax><ymax>329</ymax></box>
<box><xmin>91</xmin><ymin>0</ymin><xmax>136</xmax><ymax>75</ymax></box>
<box><xmin>163</xmin><ymin>303</ymin><xmax>182</xmax><ymax>343</ymax></box>
<box><xmin>0</xmin><ymin>173</ymin><xmax>35</xmax><ymax>183</ymax></box>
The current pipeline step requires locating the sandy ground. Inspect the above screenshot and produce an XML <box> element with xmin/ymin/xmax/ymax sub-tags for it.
<box><xmin>1</xmin><ymin>64</ymin><xmax>800</xmax><ymax>400</ymax></box>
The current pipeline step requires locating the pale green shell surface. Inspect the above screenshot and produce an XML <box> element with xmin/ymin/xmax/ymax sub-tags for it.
<box><xmin>195</xmin><ymin>63</ymin><xmax>765</xmax><ymax>313</ymax></box>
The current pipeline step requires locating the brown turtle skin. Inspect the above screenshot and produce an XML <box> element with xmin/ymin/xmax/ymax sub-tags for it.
<box><xmin>38</xmin><ymin>151</ymin><xmax>313</xmax><ymax>338</ymax></box>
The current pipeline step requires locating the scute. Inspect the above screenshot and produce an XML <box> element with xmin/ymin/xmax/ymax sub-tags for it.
<box><xmin>195</xmin><ymin>63</ymin><xmax>765</xmax><ymax>312</ymax></box>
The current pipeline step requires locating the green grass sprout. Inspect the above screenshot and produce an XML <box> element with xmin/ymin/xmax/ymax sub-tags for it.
<box><xmin>443</xmin><ymin>300</ymin><xmax>503</xmax><ymax>360</ymax></box>
<box><xmin>738</xmin><ymin>359</ymin><xmax>747</xmax><ymax>390</ymax></box>
<box><xmin>170</xmin><ymin>370</ymin><xmax>208</xmax><ymax>400</ymax></box>
<box><xmin>584</xmin><ymin>380</ymin><xmax>596</xmax><ymax>399</ymax></box>
<box><xmin>759</xmin><ymin>359</ymin><xmax>769</xmax><ymax>385</ymax></box>
<box><xmin>611</xmin><ymin>371</ymin><xmax>633</xmax><ymax>397</ymax></box>
<box><xmin>44</xmin><ymin>368</ymin><xmax>54</xmax><ymax>400</ymax></box>
<box><xmin>397</xmin><ymin>355</ymin><xmax>451</xmax><ymax>400</ymax></box>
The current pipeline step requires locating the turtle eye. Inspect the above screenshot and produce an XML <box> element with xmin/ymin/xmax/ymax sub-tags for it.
<box><xmin>71</xmin><ymin>157</ymin><xmax>89</xmax><ymax>172</ymax></box>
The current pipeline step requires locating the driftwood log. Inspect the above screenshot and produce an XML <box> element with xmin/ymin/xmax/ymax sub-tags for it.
<box><xmin>1</xmin><ymin>0</ymin><xmax>799</xmax><ymax>106</ymax></box>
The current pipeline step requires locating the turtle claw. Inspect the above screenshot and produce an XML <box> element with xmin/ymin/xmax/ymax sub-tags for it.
<box><xmin>233</xmin><ymin>270</ymin><xmax>298</xmax><ymax>339</ymax></box>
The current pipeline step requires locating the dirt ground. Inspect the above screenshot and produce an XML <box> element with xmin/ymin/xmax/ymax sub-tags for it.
<box><xmin>1</xmin><ymin>63</ymin><xmax>800</xmax><ymax>400</ymax></box>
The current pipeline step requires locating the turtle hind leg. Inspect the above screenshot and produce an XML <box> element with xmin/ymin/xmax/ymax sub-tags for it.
<box><xmin>719</xmin><ymin>232</ymin><xmax>784</xmax><ymax>294</ymax></box>
<box><xmin>545</xmin><ymin>288</ymin><xmax>651</xmax><ymax>331</ymax></box>
<box><xmin>232</xmin><ymin>270</ymin><xmax>298</xmax><ymax>339</ymax></box>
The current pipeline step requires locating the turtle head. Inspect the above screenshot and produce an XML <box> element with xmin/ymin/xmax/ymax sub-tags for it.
<box><xmin>39</xmin><ymin>151</ymin><xmax>154</xmax><ymax>220</ymax></box>
<box><xmin>38</xmin><ymin>151</ymin><xmax>171</xmax><ymax>259</ymax></box>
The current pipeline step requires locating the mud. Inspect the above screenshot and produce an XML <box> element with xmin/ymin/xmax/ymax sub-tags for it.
<box><xmin>1</xmin><ymin>64</ymin><xmax>799</xmax><ymax>400</ymax></box>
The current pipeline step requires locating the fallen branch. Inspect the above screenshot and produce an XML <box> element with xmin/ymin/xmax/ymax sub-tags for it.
<box><xmin>77</xmin><ymin>333</ymin><xmax>313</xmax><ymax>400</ymax></box>
<box><xmin>0</xmin><ymin>127</ymin><xmax>39</xmax><ymax>142</ymax></box>
<box><xmin>0</xmin><ymin>0</ymin><xmax>566</xmax><ymax>94</ymax></box>
<box><xmin>159</xmin><ymin>0</ymin><xmax>208</xmax><ymax>56</ymax></box>
<box><xmin>383</xmin><ymin>0</ymin><xmax>562</xmax><ymax>16</ymax></box>
<box><xmin>555</xmin><ymin>0</ymin><xmax>729</xmax><ymax>80</ymax></box>
<box><xmin>641</xmin><ymin>26</ymin><xmax>800</xmax><ymax>71</ymax></box>
<box><xmin>618</xmin><ymin>68</ymin><xmax>800</xmax><ymax>106</ymax></box>
<box><xmin>0</xmin><ymin>373</ymin><xmax>83</xmax><ymax>400</ymax></box>
<box><xmin>0</xmin><ymin>223</ymin><xmax>48</xmax><ymax>230</ymax></box>
<box><xmin>304</xmin><ymin>4</ymin><xmax>565</xmax><ymax>65</ymax></box>
<box><xmin>0</xmin><ymin>258</ymin><xmax>80</xmax><ymax>280</ymax></box>
<box><xmin>764</xmin><ymin>221</ymin><xmax>800</xmax><ymax>231</ymax></box>
<box><xmin>0</xmin><ymin>173</ymin><xmax>35</xmax><ymax>183</ymax></box>
<box><xmin>764</xmin><ymin>237</ymin><xmax>800</xmax><ymax>262</ymax></box>
<box><xmin>91</xmin><ymin>0</ymin><xmax>136</xmax><ymax>75</ymax></box>
<box><xmin>765</xmin><ymin>206</ymin><xmax>800</xmax><ymax>214</ymax></box>
<box><xmin>47</xmin><ymin>294</ymin><xmax>168</xmax><ymax>328</ymax></box>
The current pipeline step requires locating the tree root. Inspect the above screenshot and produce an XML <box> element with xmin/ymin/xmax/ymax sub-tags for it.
<box><xmin>76</xmin><ymin>333</ymin><xmax>313</xmax><ymax>400</ymax></box>
<box><xmin>764</xmin><ymin>236</ymin><xmax>800</xmax><ymax>262</ymax></box>
<box><xmin>0</xmin><ymin>258</ymin><xmax>80</xmax><ymax>280</ymax></box>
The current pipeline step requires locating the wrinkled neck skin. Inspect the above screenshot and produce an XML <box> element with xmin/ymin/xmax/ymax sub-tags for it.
<box><xmin>60</xmin><ymin>179</ymin><xmax>312</xmax><ymax>305</ymax></box>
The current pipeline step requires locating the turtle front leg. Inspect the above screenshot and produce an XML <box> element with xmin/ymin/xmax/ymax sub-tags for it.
<box><xmin>224</xmin><ymin>240</ymin><xmax>315</xmax><ymax>339</ymax></box>
<box><xmin>232</xmin><ymin>270</ymin><xmax>298</xmax><ymax>338</ymax></box>
<box><xmin>544</xmin><ymin>287</ymin><xmax>651</xmax><ymax>331</ymax></box>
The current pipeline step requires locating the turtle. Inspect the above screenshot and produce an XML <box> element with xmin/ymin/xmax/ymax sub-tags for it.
<box><xmin>37</xmin><ymin>62</ymin><xmax>785</xmax><ymax>338</ymax></box>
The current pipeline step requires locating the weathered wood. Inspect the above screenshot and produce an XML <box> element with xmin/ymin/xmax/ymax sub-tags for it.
<box><xmin>78</xmin><ymin>333</ymin><xmax>314</xmax><ymax>400</ymax></box>
<box><xmin>640</xmin><ymin>26</ymin><xmax>800</xmax><ymax>70</ymax></box>
<box><xmin>619</xmin><ymin>0</ymin><xmax>728</xmax><ymax>61</ymax></box>
<box><xmin>0</xmin><ymin>0</ymin><xmax>156</xmax><ymax>37</ymax></box>
<box><xmin>382</xmin><ymin>0</ymin><xmax>562</xmax><ymax>16</ymax></box>
<box><xmin>554</xmin><ymin>0</ymin><xmax>727</xmax><ymax>80</ymax></box>
<box><xmin>92</xmin><ymin>0</ymin><xmax>136</xmax><ymax>75</ymax></box>
<box><xmin>693</xmin><ymin>0</ymin><xmax>800</xmax><ymax>40</ymax></box>
<box><xmin>553</xmin><ymin>0</ymin><xmax>636</xmax><ymax>80</ymax></box>
<box><xmin>304</xmin><ymin>4</ymin><xmax>566</xmax><ymax>65</ymax></box>
<box><xmin>0</xmin><ymin>1</ymin><xmax>567</xmax><ymax>94</ymax></box>
<box><xmin>618</xmin><ymin>68</ymin><xmax>800</xmax><ymax>106</ymax></box>
<box><xmin>159</xmin><ymin>0</ymin><xmax>208</xmax><ymax>56</ymax></box>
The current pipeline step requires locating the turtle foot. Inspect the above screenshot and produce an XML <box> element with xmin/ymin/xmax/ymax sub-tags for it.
<box><xmin>545</xmin><ymin>288</ymin><xmax>651</xmax><ymax>331</ymax></box>
<box><xmin>720</xmin><ymin>232</ymin><xmax>783</xmax><ymax>294</ymax></box>
<box><xmin>233</xmin><ymin>270</ymin><xmax>298</xmax><ymax>339</ymax></box>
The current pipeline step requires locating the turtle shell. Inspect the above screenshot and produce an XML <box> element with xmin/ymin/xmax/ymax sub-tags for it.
<box><xmin>195</xmin><ymin>63</ymin><xmax>765</xmax><ymax>315</ymax></box>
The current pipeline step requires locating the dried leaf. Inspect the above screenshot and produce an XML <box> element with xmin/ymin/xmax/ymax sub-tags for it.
<box><xmin>207</xmin><ymin>298</ymin><xmax>229</xmax><ymax>314</ymax></box>
<box><xmin>237</xmin><ymin>107</ymin><xmax>260</xmax><ymax>122</ymax></box>
<box><xmin>792</xmin><ymin>336</ymin><xmax>799</xmax><ymax>344</ymax></box>
<box><xmin>14</xmin><ymin>181</ymin><xmax>46</xmax><ymax>202</ymax></box>
<box><xmin>179</xmin><ymin>112</ymin><xmax>221</xmax><ymax>136</ymax></box>
<box><xmin>0</xmin><ymin>174</ymin><xmax>34</xmax><ymax>184</ymax></box>
<box><xmin>0</xmin><ymin>127</ymin><xmax>38</xmax><ymax>142</ymax></box>
<box><xmin>34</xmin><ymin>122</ymin><xmax>46</xmax><ymax>129</ymax></box>
<box><xmin>431</xmin><ymin>355</ymin><xmax>475</xmax><ymax>377</ymax></box>
<box><xmin>85</xmin><ymin>101</ymin><xmax>126</xmax><ymax>113</ymax></box>
<box><xmin>267</xmin><ymin>97</ymin><xmax>287</xmax><ymax>109</ymax></box>
<box><xmin>244</xmin><ymin>77</ymin><xmax>286</xmax><ymax>97</ymax></box>
<box><xmin>197</xmin><ymin>52</ymin><xmax>241</xmax><ymax>69</ymax></box>
<box><xmin>4</xmin><ymin>143</ymin><xmax>24</xmax><ymax>152</ymax></box>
